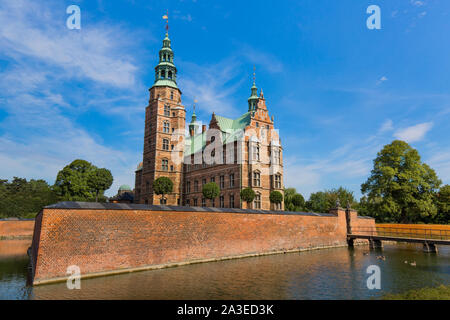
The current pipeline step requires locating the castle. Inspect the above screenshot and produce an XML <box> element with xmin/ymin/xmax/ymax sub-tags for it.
<box><xmin>134</xmin><ymin>31</ymin><xmax>284</xmax><ymax>210</ymax></box>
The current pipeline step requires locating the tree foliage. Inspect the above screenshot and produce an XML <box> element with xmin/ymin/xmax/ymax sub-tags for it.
<box><xmin>202</xmin><ymin>182</ymin><xmax>220</xmax><ymax>200</ymax></box>
<box><xmin>361</xmin><ymin>140</ymin><xmax>441</xmax><ymax>223</ymax></box>
<box><xmin>284</xmin><ymin>188</ymin><xmax>305</xmax><ymax>211</ymax></box>
<box><xmin>0</xmin><ymin>177</ymin><xmax>60</xmax><ymax>218</ymax></box>
<box><xmin>153</xmin><ymin>177</ymin><xmax>174</xmax><ymax>202</ymax></box>
<box><xmin>269</xmin><ymin>190</ymin><xmax>283</xmax><ymax>204</ymax></box>
<box><xmin>305</xmin><ymin>187</ymin><xmax>355</xmax><ymax>213</ymax></box>
<box><xmin>435</xmin><ymin>185</ymin><xmax>450</xmax><ymax>224</ymax></box>
<box><xmin>54</xmin><ymin>159</ymin><xmax>113</xmax><ymax>202</ymax></box>
<box><xmin>87</xmin><ymin>168</ymin><xmax>113</xmax><ymax>202</ymax></box>
<box><xmin>240</xmin><ymin>187</ymin><xmax>255</xmax><ymax>204</ymax></box>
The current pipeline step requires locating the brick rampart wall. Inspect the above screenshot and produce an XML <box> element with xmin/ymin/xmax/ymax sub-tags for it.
<box><xmin>0</xmin><ymin>220</ymin><xmax>35</xmax><ymax>239</ymax></box>
<box><xmin>31</xmin><ymin>203</ymin><xmax>375</xmax><ymax>285</ymax></box>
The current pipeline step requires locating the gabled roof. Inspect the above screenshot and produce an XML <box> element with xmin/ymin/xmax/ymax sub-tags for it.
<box><xmin>214</xmin><ymin>112</ymin><xmax>251</xmax><ymax>131</ymax></box>
<box><xmin>184</xmin><ymin>112</ymin><xmax>251</xmax><ymax>157</ymax></box>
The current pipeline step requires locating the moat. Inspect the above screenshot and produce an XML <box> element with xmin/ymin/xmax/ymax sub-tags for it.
<box><xmin>0</xmin><ymin>240</ymin><xmax>449</xmax><ymax>300</ymax></box>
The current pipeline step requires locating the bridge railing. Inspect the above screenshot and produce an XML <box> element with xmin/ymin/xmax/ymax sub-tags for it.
<box><xmin>350</xmin><ymin>226</ymin><xmax>450</xmax><ymax>241</ymax></box>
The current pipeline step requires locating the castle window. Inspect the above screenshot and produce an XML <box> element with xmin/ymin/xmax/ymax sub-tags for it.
<box><xmin>210</xmin><ymin>177</ymin><xmax>215</xmax><ymax>183</ymax></box>
<box><xmin>229</xmin><ymin>174</ymin><xmax>235</xmax><ymax>188</ymax></box>
<box><xmin>202</xmin><ymin>178</ymin><xmax>206</xmax><ymax>186</ymax></box>
<box><xmin>220</xmin><ymin>195</ymin><xmax>224</xmax><ymax>208</ymax></box>
<box><xmin>170</xmin><ymin>91</ymin><xmax>174</xmax><ymax>100</ymax></box>
<box><xmin>194</xmin><ymin>180</ymin><xmax>199</xmax><ymax>192</ymax></box>
<box><xmin>255</xmin><ymin>122</ymin><xmax>259</xmax><ymax>128</ymax></box>
<box><xmin>275</xmin><ymin>174</ymin><xmax>282</xmax><ymax>189</ymax></box>
<box><xmin>170</xmin><ymin>165</ymin><xmax>174</xmax><ymax>172</ymax></box>
<box><xmin>172</xmin><ymin>112</ymin><xmax>175</xmax><ymax>117</ymax></box>
<box><xmin>211</xmin><ymin>136</ymin><xmax>215</xmax><ymax>143</ymax></box>
<box><xmin>186</xmin><ymin>181</ymin><xmax>191</xmax><ymax>193</ymax></box>
<box><xmin>161</xmin><ymin>70</ymin><xmax>165</xmax><ymax>79</ymax></box>
<box><xmin>162</xmin><ymin>159</ymin><xmax>168</xmax><ymax>171</ymax></box>
<box><xmin>253</xmin><ymin>171</ymin><xmax>261</xmax><ymax>187</ymax></box>
<box><xmin>202</xmin><ymin>198</ymin><xmax>206</xmax><ymax>207</ymax></box>
<box><xmin>193</xmin><ymin>198</ymin><xmax>198</xmax><ymax>206</ymax></box>
<box><xmin>168</xmin><ymin>71</ymin><xmax>172</xmax><ymax>80</ymax></box>
<box><xmin>186</xmin><ymin>199</ymin><xmax>190</xmax><ymax>206</ymax></box>
<box><xmin>254</xmin><ymin>193</ymin><xmax>261</xmax><ymax>209</ymax></box>
<box><xmin>160</xmin><ymin>198</ymin><xmax>167</xmax><ymax>204</ymax></box>
<box><xmin>164</xmin><ymin>105</ymin><xmax>170</xmax><ymax>116</ymax></box>
<box><xmin>229</xmin><ymin>194</ymin><xmax>235</xmax><ymax>208</ymax></box>
<box><xmin>252</xmin><ymin>145</ymin><xmax>260</xmax><ymax>161</ymax></box>
<box><xmin>273</xmin><ymin>149</ymin><xmax>280</xmax><ymax>165</ymax></box>
<box><xmin>220</xmin><ymin>175</ymin><xmax>224</xmax><ymax>189</ymax></box>
<box><xmin>162</xmin><ymin>138</ymin><xmax>169</xmax><ymax>150</ymax></box>
<box><xmin>163</xmin><ymin>121</ymin><xmax>170</xmax><ymax>133</ymax></box>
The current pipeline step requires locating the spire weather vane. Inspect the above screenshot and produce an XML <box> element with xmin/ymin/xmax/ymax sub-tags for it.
<box><xmin>162</xmin><ymin>10</ymin><xmax>169</xmax><ymax>33</ymax></box>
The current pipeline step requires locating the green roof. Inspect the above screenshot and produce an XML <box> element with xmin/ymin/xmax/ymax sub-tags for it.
<box><xmin>119</xmin><ymin>185</ymin><xmax>131</xmax><ymax>191</ymax></box>
<box><xmin>184</xmin><ymin>112</ymin><xmax>251</xmax><ymax>156</ymax></box>
<box><xmin>152</xmin><ymin>79</ymin><xmax>179</xmax><ymax>90</ymax></box>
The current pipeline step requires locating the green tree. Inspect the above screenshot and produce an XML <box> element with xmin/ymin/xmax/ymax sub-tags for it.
<box><xmin>270</xmin><ymin>190</ymin><xmax>283</xmax><ymax>206</ymax></box>
<box><xmin>202</xmin><ymin>182</ymin><xmax>220</xmax><ymax>203</ymax></box>
<box><xmin>435</xmin><ymin>185</ymin><xmax>450</xmax><ymax>224</ymax></box>
<box><xmin>153</xmin><ymin>177</ymin><xmax>173</xmax><ymax>204</ymax></box>
<box><xmin>305</xmin><ymin>187</ymin><xmax>355</xmax><ymax>213</ymax></box>
<box><xmin>87</xmin><ymin>168</ymin><xmax>113</xmax><ymax>202</ymax></box>
<box><xmin>361</xmin><ymin>140</ymin><xmax>441</xmax><ymax>223</ymax></box>
<box><xmin>305</xmin><ymin>191</ymin><xmax>329</xmax><ymax>213</ymax></box>
<box><xmin>292</xmin><ymin>193</ymin><xmax>305</xmax><ymax>208</ymax></box>
<box><xmin>0</xmin><ymin>177</ymin><xmax>59</xmax><ymax>218</ymax></box>
<box><xmin>54</xmin><ymin>159</ymin><xmax>114</xmax><ymax>202</ymax></box>
<box><xmin>240</xmin><ymin>187</ymin><xmax>255</xmax><ymax>207</ymax></box>
<box><xmin>283</xmin><ymin>188</ymin><xmax>305</xmax><ymax>211</ymax></box>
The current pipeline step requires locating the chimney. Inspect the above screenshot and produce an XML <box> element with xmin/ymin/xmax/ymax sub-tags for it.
<box><xmin>202</xmin><ymin>124</ymin><xmax>206</xmax><ymax>133</ymax></box>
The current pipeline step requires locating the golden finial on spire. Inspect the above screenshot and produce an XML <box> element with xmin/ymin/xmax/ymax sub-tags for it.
<box><xmin>253</xmin><ymin>65</ymin><xmax>256</xmax><ymax>84</ymax></box>
<box><xmin>162</xmin><ymin>10</ymin><xmax>169</xmax><ymax>33</ymax></box>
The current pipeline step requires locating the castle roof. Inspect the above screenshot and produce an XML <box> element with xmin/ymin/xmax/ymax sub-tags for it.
<box><xmin>184</xmin><ymin>111</ymin><xmax>251</xmax><ymax>156</ymax></box>
<box><xmin>119</xmin><ymin>185</ymin><xmax>132</xmax><ymax>191</ymax></box>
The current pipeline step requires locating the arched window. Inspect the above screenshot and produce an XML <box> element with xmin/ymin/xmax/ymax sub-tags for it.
<box><xmin>163</xmin><ymin>121</ymin><xmax>170</xmax><ymax>133</ymax></box>
<box><xmin>160</xmin><ymin>70</ymin><xmax>165</xmax><ymax>79</ymax></box>
<box><xmin>168</xmin><ymin>71</ymin><xmax>172</xmax><ymax>79</ymax></box>
<box><xmin>253</xmin><ymin>171</ymin><xmax>261</xmax><ymax>187</ymax></box>
<box><xmin>162</xmin><ymin>138</ymin><xmax>169</xmax><ymax>150</ymax></box>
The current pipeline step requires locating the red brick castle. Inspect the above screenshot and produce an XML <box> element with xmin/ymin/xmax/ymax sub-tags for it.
<box><xmin>134</xmin><ymin>31</ymin><xmax>284</xmax><ymax>210</ymax></box>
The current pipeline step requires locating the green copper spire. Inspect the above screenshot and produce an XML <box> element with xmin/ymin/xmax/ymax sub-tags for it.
<box><xmin>248</xmin><ymin>67</ymin><xmax>259</xmax><ymax>112</ymax></box>
<box><xmin>152</xmin><ymin>31</ymin><xmax>179</xmax><ymax>90</ymax></box>
<box><xmin>189</xmin><ymin>100</ymin><xmax>199</xmax><ymax>135</ymax></box>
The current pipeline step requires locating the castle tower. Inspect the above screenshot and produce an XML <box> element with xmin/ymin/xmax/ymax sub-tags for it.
<box><xmin>140</xmin><ymin>31</ymin><xmax>186</xmax><ymax>205</ymax></box>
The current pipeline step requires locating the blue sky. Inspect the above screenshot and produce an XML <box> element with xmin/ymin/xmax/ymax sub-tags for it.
<box><xmin>0</xmin><ymin>0</ymin><xmax>449</xmax><ymax>198</ymax></box>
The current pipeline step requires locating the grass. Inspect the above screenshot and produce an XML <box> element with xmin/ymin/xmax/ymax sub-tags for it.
<box><xmin>382</xmin><ymin>285</ymin><xmax>450</xmax><ymax>300</ymax></box>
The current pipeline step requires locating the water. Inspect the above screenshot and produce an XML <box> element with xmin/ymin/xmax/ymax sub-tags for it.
<box><xmin>0</xmin><ymin>240</ymin><xmax>449</xmax><ymax>299</ymax></box>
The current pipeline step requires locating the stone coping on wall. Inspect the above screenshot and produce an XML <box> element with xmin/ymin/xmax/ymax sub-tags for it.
<box><xmin>44</xmin><ymin>201</ymin><xmax>338</xmax><ymax>217</ymax></box>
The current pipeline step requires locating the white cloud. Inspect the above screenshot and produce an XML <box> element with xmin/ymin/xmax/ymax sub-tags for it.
<box><xmin>0</xmin><ymin>0</ymin><xmax>140</xmax><ymax>88</ymax></box>
<box><xmin>411</xmin><ymin>0</ymin><xmax>425</xmax><ymax>7</ymax></box>
<box><xmin>379</xmin><ymin>119</ymin><xmax>394</xmax><ymax>133</ymax></box>
<box><xmin>0</xmin><ymin>0</ymin><xmax>146</xmax><ymax>196</ymax></box>
<box><xmin>393</xmin><ymin>122</ymin><xmax>433</xmax><ymax>143</ymax></box>
<box><xmin>376</xmin><ymin>76</ymin><xmax>388</xmax><ymax>85</ymax></box>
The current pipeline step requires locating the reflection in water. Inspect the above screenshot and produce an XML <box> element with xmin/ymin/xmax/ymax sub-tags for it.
<box><xmin>0</xmin><ymin>240</ymin><xmax>449</xmax><ymax>300</ymax></box>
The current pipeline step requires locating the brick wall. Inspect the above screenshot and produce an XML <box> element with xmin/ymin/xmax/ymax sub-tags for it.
<box><xmin>31</xmin><ymin>205</ymin><xmax>366</xmax><ymax>285</ymax></box>
<box><xmin>0</xmin><ymin>220</ymin><xmax>35</xmax><ymax>239</ymax></box>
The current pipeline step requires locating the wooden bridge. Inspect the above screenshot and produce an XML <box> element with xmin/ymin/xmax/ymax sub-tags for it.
<box><xmin>348</xmin><ymin>225</ymin><xmax>450</xmax><ymax>253</ymax></box>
